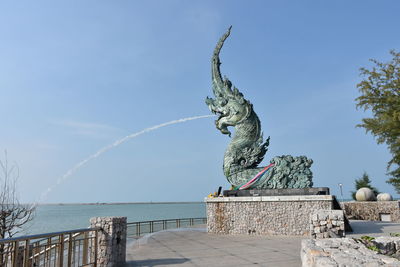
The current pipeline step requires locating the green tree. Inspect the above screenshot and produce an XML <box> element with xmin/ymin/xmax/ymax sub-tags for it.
<box><xmin>351</xmin><ymin>172</ymin><xmax>380</xmax><ymax>200</ymax></box>
<box><xmin>356</xmin><ymin>50</ymin><xmax>400</xmax><ymax>192</ymax></box>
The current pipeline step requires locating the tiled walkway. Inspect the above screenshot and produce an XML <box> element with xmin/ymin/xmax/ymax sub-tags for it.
<box><xmin>126</xmin><ymin>220</ymin><xmax>400</xmax><ymax>267</ymax></box>
<box><xmin>126</xmin><ymin>228</ymin><xmax>302</xmax><ymax>267</ymax></box>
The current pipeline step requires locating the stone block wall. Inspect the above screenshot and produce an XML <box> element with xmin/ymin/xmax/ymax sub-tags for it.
<box><xmin>301</xmin><ymin>238</ymin><xmax>400</xmax><ymax>266</ymax></box>
<box><xmin>310</xmin><ymin>210</ymin><xmax>345</xmax><ymax>238</ymax></box>
<box><xmin>206</xmin><ymin>195</ymin><xmax>334</xmax><ymax>236</ymax></box>
<box><xmin>342</xmin><ymin>201</ymin><xmax>400</xmax><ymax>222</ymax></box>
<box><xmin>90</xmin><ymin>217</ymin><xmax>127</xmax><ymax>267</ymax></box>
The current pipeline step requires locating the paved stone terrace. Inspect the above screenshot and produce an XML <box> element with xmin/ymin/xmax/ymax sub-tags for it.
<box><xmin>126</xmin><ymin>221</ymin><xmax>400</xmax><ymax>267</ymax></box>
<box><xmin>126</xmin><ymin>228</ymin><xmax>302</xmax><ymax>266</ymax></box>
<box><xmin>347</xmin><ymin>220</ymin><xmax>400</xmax><ymax>238</ymax></box>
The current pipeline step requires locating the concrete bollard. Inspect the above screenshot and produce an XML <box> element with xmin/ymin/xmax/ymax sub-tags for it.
<box><xmin>90</xmin><ymin>217</ymin><xmax>127</xmax><ymax>267</ymax></box>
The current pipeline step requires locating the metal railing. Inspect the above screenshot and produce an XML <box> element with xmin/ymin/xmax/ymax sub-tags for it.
<box><xmin>0</xmin><ymin>216</ymin><xmax>207</xmax><ymax>266</ymax></box>
<box><xmin>0</xmin><ymin>227</ymin><xmax>99</xmax><ymax>267</ymax></box>
<box><xmin>127</xmin><ymin>217</ymin><xmax>207</xmax><ymax>238</ymax></box>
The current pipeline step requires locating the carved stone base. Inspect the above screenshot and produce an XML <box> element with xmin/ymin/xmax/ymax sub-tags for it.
<box><xmin>223</xmin><ymin>187</ymin><xmax>329</xmax><ymax>197</ymax></box>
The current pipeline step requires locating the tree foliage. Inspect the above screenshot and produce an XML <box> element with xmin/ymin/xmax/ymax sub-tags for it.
<box><xmin>351</xmin><ymin>172</ymin><xmax>380</xmax><ymax>200</ymax></box>
<box><xmin>356</xmin><ymin>50</ymin><xmax>400</xmax><ymax>192</ymax></box>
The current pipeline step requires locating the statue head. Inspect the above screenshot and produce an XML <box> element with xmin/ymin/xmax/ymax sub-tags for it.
<box><xmin>205</xmin><ymin>80</ymin><xmax>252</xmax><ymax>137</ymax></box>
<box><xmin>205</xmin><ymin>26</ymin><xmax>253</xmax><ymax>137</ymax></box>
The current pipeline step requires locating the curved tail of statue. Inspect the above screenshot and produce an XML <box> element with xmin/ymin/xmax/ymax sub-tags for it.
<box><xmin>205</xmin><ymin>27</ymin><xmax>313</xmax><ymax>190</ymax></box>
<box><xmin>211</xmin><ymin>25</ymin><xmax>231</xmax><ymax>96</ymax></box>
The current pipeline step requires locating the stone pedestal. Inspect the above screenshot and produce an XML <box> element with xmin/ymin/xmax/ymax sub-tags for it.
<box><xmin>223</xmin><ymin>187</ymin><xmax>330</xmax><ymax>197</ymax></box>
<box><xmin>90</xmin><ymin>217</ymin><xmax>127</xmax><ymax>267</ymax></box>
<box><xmin>206</xmin><ymin>195</ymin><xmax>334</xmax><ymax>236</ymax></box>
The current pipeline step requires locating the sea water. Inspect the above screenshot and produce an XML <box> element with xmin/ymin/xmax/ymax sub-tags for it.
<box><xmin>21</xmin><ymin>202</ymin><xmax>206</xmax><ymax>236</ymax></box>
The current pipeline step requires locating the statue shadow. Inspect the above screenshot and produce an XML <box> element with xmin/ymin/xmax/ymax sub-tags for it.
<box><xmin>125</xmin><ymin>258</ymin><xmax>190</xmax><ymax>266</ymax></box>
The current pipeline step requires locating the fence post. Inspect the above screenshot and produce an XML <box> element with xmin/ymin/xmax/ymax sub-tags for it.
<box><xmin>90</xmin><ymin>217</ymin><xmax>127</xmax><ymax>267</ymax></box>
<box><xmin>23</xmin><ymin>240</ymin><xmax>30</xmax><ymax>267</ymax></box>
<box><xmin>15</xmin><ymin>245</ymin><xmax>24</xmax><ymax>267</ymax></box>
<box><xmin>57</xmin><ymin>234</ymin><xmax>64</xmax><ymax>267</ymax></box>
<box><xmin>67</xmin><ymin>233</ymin><xmax>73</xmax><ymax>267</ymax></box>
<box><xmin>82</xmin><ymin>232</ymin><xmax>89</xmax><ymax>265</ymax></box>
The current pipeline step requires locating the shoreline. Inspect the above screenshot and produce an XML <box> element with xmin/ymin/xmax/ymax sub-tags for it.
<box><xmin>32</xmin><ymin>201</ymin><xmax>205</xmax><ymax>206</ymax></box>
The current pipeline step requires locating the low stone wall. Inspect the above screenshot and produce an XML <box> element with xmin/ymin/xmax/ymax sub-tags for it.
<box><xmin>342</xmin><ymin>201</ymin><xmax>400</xmax><ymax>222</ymax></box>
<box><xmin>310</xmin><ymin>210</ymin><xmax>345</xmax><ymax>238</ymax></box>
<box><xmin>90</xmin><ymin>217</ymin><xmax>127</xmax><ymax>267</ymax></box>
<box><xmin>206</xmin><ymin>195</ymin><xmax>333</xmax><ymax>236</ymax></box>
<box><xmin>301</xmin><ymin>237</ymin><xmax>400</xmax><ymax>266</ymax></box>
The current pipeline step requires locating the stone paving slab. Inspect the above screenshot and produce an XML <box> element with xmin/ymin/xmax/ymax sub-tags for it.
<box><xmin>126</xmin><ymin>220</ymin><xmax>400</xmax><ymax>267</ymax></box>
<box><xmin>347</xmin><ymin>220</ymin><xmax>400</xmax><ymax>238</ymax></box>
<box><xmin>126</xmin><ymin>228</ymin><xmax>303</xmax><ymax>267</ymax></box>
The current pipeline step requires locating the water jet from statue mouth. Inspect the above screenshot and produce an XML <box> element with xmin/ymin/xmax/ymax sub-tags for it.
<box><xmin>36</xmin><ymin>114</ymin><xmax>216</xmax><ymax>204</ymax></box>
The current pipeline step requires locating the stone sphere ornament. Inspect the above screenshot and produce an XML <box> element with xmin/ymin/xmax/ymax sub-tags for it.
<box><xmin>355</xmin><ymin>187</ymin><xmax>376</xmax><ymax>201</ymax></box>
<box><xmin>377</xmin><ymin>193</ymin><xmax>393</xmax><ymax>201</ymax></box>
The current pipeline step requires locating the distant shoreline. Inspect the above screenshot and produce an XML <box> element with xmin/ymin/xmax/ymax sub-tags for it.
<box><xmin>34</xmin><ymin>201</ymin><xmax>205</xmax><ymax>206</ymax></box>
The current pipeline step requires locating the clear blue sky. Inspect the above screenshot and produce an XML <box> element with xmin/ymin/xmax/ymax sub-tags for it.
<box><xmin>0</xmin><ymin>0</ymin><xmax>399</xmax><ymax>203</ymax></box>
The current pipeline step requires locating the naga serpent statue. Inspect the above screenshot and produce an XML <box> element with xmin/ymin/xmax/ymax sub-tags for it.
<box><xmin>205</xmin><ymin>26</ymin><xmax>313</xmax><ymax>190</ymax></box>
